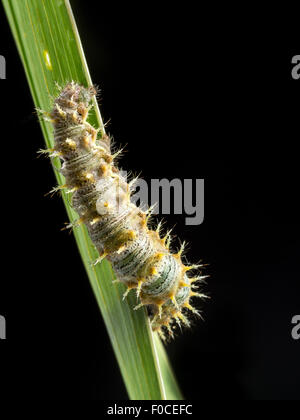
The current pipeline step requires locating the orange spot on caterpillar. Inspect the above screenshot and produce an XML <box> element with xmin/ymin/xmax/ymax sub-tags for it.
<box><xmin>84</xmin><ymin>172</ymin><xmax>95</xmax><ymax>183</ymax></box>
<box><xmin>149</xmin><ymin>266</ymin><xmax>158</xmax><ymax>276</ymax></box>
<box><xmin>65</xmin><ymin>138</ymin><xmax>77</xmax><ymax>149</ymax></box>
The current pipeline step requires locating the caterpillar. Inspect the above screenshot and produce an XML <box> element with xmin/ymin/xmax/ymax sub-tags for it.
<box><xmin>42</xmin><ymin>82</ymin><xmax>207</xmax><ymax>340</ymax></box>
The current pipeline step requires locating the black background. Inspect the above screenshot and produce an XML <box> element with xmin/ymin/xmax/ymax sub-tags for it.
<box><xmin>0</xmin><ymin>2</ymin><xmax>299</xmax><ymax>401</ymax></box>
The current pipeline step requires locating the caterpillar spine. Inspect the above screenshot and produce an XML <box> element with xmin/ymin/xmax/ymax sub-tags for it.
<box><xmin>47</xmin><ymin>82</ymin><xmax>207</xmax><ymax>340</ymax></box>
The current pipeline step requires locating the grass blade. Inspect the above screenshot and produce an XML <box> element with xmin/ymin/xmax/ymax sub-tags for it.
<box><xmin>2</xmin><ymin>0</ymin><xmax>182</xmax><ymax>400</ymax></box>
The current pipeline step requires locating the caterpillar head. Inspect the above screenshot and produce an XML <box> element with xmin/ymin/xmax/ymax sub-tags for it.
<box><xmin>77</xmin><ymin>84</ymin><xmax>97</xmax><ymax>105</ymax></box>
<box><xmin>53</xmin><ymin>82</ymin><xmax>96</xmax><ymax>113</ymax></box>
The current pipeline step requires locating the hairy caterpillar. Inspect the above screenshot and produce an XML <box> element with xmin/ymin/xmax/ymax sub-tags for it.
<box><xmin>43</xmin><ymin>82</ymin><xmax>207</xmax><ymax>339</ymax></box>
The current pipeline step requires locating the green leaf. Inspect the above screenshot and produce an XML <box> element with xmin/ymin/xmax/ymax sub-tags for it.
<box><xmin>2</xmin><ymin>0</ymin><xmax>182</xmax><ymax>400</ymax></box>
